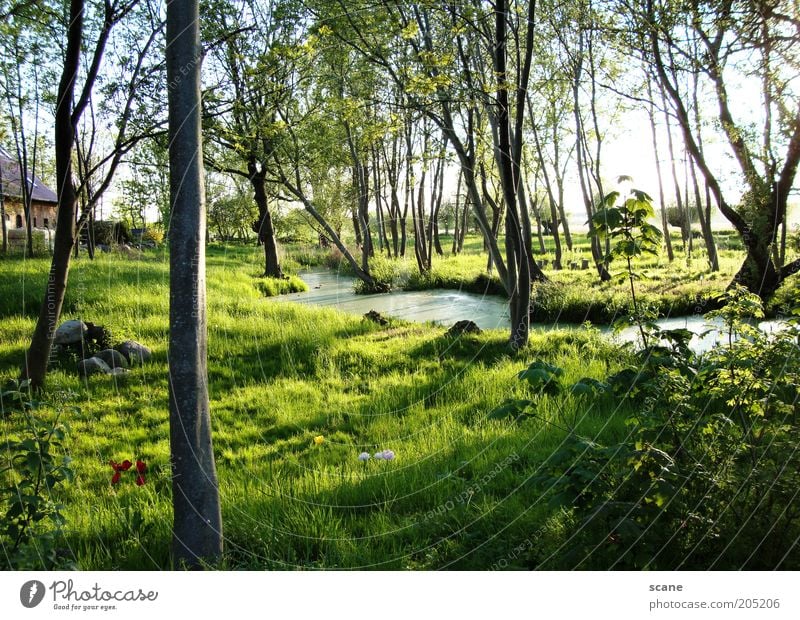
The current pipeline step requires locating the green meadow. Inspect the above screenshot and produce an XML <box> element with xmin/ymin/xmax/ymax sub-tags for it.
<box><xmin>1</xmin><ymin>237</ymin><xmax>797</xmax><ymax>569</ymax></box>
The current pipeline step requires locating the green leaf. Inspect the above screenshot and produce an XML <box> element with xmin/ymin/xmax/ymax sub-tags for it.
<box><xmin>487</xmin><ymin>399</ymin><xmax>530</xmax><ymax>421</ymax></box>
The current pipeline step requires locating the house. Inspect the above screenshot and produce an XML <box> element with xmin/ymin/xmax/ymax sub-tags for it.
<box><xmin>0</xmin><ymin>144</ymin><xmax>58</xmax><ymax>231</ymax></box>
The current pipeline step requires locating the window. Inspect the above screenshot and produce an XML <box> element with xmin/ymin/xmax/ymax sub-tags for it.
<box><xmin>33</xmin><ymin>217</ymin><xmax>37</xmax><ymax>227</ymax></box>
<box><xmin>16</xmin><ymin>214</ymin><xmax>23</xmax><ymax>228</ymax></box>
<box><xmin>44</xmin><ymin>218</ymin><xmax>49</xmax><ymax>228</ymax></box>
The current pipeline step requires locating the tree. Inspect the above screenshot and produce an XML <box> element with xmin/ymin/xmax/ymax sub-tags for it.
<box><xmin>166</xmin><ymin>0</ymin><xmax>223</xmax><ymax>567</ymax></box>
<box><xmin>20</xmin><ymin>0</ymin><xmax>158</xmax><ymax>389</ymax></box>
<box><xmin>202</xmin><ymin>0</ymin><xmax>294</xmax><ymax>278</ymax></box>
<box><xmin>644</xmin><ymin>0</ymin><xmax>800</xmax><ymax>297</ymax></box>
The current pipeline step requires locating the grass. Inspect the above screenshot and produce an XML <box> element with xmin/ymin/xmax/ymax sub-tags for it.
<box><xmin>0</xmin><ymin>245</ymin><xmax>635</xmax><ymax>569</ymax></box>
<box><xmin>1</xmin><ymin>228</ymin><xmax>797</xmax><ymax>569</ymax></box>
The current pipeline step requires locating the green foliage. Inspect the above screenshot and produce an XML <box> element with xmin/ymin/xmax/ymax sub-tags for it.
<box><xmin>1</xmin><ymin>381</ymin><xmax>74</xmax><ymax>569</ymax></box>
<box><xmin>589</xmin><ymin>187</ymin><xmax>662</xmax><ymax>270</ymax></box>
<box><xmin>141</xmin><ymin>227</ymin><xmax>164</xmax><ymax>246</ymax></box>
<box><xmin>529</xmin><ymin>290</ymin><xmax>800</xmax><ymax>569</ymax></box>
<box><xmin>590</xmin><ymin>186</ymin><xmax>663</xmax><ymax>345</ymax></box>
<box><xmin>92</xmin><ymin>220</ymin><xmax>132</xmax><ymax>246</ymax></box>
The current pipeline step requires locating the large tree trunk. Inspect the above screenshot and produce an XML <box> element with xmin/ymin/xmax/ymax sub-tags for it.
<box><xmin>166</xmin><ymin>0</ymin><xmax>223</xmax><ymax>568</ymax></box>
<box><xmin>20</xmin><ymin>0</ymin><xmax>84</xmax><ymax>389</ymax></box>
<box><xmin>248</xmin><ymin>162</ymin><xmax>282</xmax><ymax>278</ymax></box>
<box><xmin>494</xmin><ymin>0</ymin><xmax>534</xmax><ymax>350</ymax></box>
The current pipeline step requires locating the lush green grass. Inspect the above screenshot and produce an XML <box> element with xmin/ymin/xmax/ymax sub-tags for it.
<box><xmin>254</xmin><ymin>275</ymin><xmax>308</xmax><ymax>297</ymax></box>
<box><xmin>2</xmin><ymin>229</ymin><xmax>797</xmax><ymax>569</ymax></box>
<box><xmin>0</xmin><ymin>246</ymin><xmax>637</xmax><ymax>569</ymax></box>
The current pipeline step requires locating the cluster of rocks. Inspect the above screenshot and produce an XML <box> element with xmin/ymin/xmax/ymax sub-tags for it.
<box><xmin>53</xmin><ymin>320</ymin><xmax>152</xmax><ymax>378</ymax></box>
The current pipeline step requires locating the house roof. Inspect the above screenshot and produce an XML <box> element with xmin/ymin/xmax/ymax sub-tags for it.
<box><xmin>0</xmin><ymin>145</ymin><xmax>59</xmax><ymax>204</ymax></box>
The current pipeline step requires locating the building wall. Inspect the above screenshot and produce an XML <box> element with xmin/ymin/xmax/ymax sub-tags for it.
<box><xmin>2</xmin><ymin>198</ymin><xmax>58</xmax><ymax>230</ymax></box>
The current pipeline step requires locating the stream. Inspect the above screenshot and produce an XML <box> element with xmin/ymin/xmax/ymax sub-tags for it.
<box><xmin>274</xmin><ymin>269</ymin><xmax>789</xmax><ymax>354</ymax></box>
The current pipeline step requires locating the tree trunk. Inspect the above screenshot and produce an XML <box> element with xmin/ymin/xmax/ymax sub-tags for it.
<box><xmin>531</xmin><ymin>122</ymin><xmax>562</xmax><ymax>269</ymax></box>
<box><xmin>690</xmin><ymin>157</ymin><xmax>718</xmax><ymax>271</ymax></box>
<box><xmin>1</xmin><ymin>167</ymin><xmax>7</xmax><ymax>254</ymax></box>
<box><xmin>494</xmin><ymin>0</ymin><xmax>533</xmax><ymax>350</ymax></box>
<box><xmin>20</xmin><ymin>0</ymin><xmax>84</xmax><ymax>389</ymax></box>
<box><xmin>248</xmin><ymin>162</ymin><xmax>282</xmax><ymax>278</ymax></box>
<box><xmin>458</xmin><ymin>191</ymin><xmax>468</xmax><ymax>253</ymax></box>
<box><xmin>573</xmin><ymin>29</ymin><xmax>610</xmax><ymax>282</ymax></box>
<box><xmin>645</xmin><ymin>77</ymin><xmax>674</xmax><ymax>261</ymax></box>
<box><xmin>166</xmin><ymin>0</ymin><xmax>223</xmax><ymax>568</ymax></box>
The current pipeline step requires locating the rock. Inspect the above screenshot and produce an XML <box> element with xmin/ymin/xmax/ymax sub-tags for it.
<box><xmin>116</xmin><ymin>340</ymin><xmax>152</xmax><ymax>365</ymax></box>
<box><xmin>446</xmin><ymin>320</ymin><xmax>482</xmax><ymax>336</ymax></box>
<box><xmin>77</xmin><ymin>357</ymin><xmax>111</xmax><ymax>377</ymax></box>
<box><xmin>94</xmin><ymin>348</ymin><xmax>128</xmax><ymax>370</ymax></box>
<box><xmin>364</xmin><ymin>310</ymin><xmax>389</xmax><ymax>326</ymax></box>
<box><xmin>54</xmin><ymin>320</ymin><xmax>87</xmax><ymax>345</ymax></box>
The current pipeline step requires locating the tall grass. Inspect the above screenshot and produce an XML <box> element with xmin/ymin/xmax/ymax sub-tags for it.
<box><xmin>0</xmin><ymin>247</ymin><xmax>632</xmax><ymax>569</ymax></box>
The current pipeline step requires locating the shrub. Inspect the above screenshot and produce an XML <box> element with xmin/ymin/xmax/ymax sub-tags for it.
<box><xmin>515</xmin><ymin>288</ymin><xmax>800</xmax><ymax>569</ymax></box>
<box><xmin>0</xmin><ymin>382</ymin><xmax>75</xmax><ymax>569</ymax></box>
<box><xmin>141</xmin><ymin>227</ymin><xmax>164</xmax><ymax>246</ymax></box>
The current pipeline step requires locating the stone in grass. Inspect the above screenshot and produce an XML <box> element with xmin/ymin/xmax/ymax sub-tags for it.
<box><xmin>116</xmin><ymin>340</ymin><xmax>152</xmax><ymax>365</ymax></box>
<box><xmin>363</xmin><ymin>310</ymin><xmax>389</xmax><ymax>326</ymax></box>
<box><xmin>54</xmin><ymin>320</ymin><xmax>87</xmax><ymax>345</ymax></box>
<box><xmin>109</xmin><ymin>367</ymin><xmax>130</xmax><ymax>381</ymax></box>
<box><xmin>446</xmin><ymin>320</ymin><xmax>482</xmax><ymax>337</ymax></box>
<box><xmin>94</xmin><ymin>348</ymin><xmax>128</xmax><ymax>370</ymax></box>
<box><xmin>77</xmin><ymin>357</ymin><xmax>111</xmax><ymax>377</ymax></box>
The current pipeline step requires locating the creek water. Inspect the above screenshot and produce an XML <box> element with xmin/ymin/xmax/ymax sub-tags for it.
<box><xmin>274</xmin><ymin>269</ymin><xmax>788</xmax><ymax>354</ymax></box>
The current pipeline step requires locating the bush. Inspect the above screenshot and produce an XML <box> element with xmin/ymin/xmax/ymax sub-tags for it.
<box><xmin>6</xmin><ymin>229</ymin><xmax>49</xmax><ymax>255</ymax></box>
<box><xmin>0</xmin><ymin>382</ymin><xmax>75</xmax><ymax>569</ymax></box>
<box><xmin>141</xmin><ymin>227</ymin><xmax>164</xmax><ymax>246</ymax></box>
<box><xmin>92</xmin><ymin>220</ymin><xmax>131</xmax><ymax>245</ymax></box>
<box><xmin>519</xmin><ymin>288</ymin><xmax>800</xmax><ymax>569</ymax></box>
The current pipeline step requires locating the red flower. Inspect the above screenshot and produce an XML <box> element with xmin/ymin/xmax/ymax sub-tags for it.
<box><xmin>110</xmin><ymin>459</ymin><xmax>142</xmax><ymax>486</ymax></box>
<box><xmin>109</xmin><ymin>459</ymin><xmax>132</xmax><ymax>473</ymax></box>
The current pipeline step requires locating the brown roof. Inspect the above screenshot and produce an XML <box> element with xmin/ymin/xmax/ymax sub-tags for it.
<box><xmin>0</xmin><ymin>145</ymin><xmax>58</xmax><ymax>204</ymax></box>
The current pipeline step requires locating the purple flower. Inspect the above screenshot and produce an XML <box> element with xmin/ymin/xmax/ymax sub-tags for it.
<box><xmin>374</xmin><ymin>449</ymin><xmax>395</xmax><ymax>461</ymax></box>
<box><xmin>358</xmin><ymin>452</ymin><xmax>371</xmax><ymax>461</ymax></box>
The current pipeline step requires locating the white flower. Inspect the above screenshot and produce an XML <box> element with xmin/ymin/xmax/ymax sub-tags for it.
<box><xmin>373</xmin><ymin>451</ymin><xmax>385</xmax><ymax>460</ymax></box>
